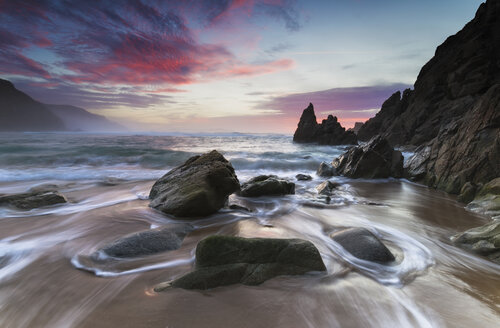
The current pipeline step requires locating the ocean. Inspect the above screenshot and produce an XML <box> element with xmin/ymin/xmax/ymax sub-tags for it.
<box><xmin>0</xmin><ymin>133</ymin><xmax>498</xmax><ymax>328</ymax></box>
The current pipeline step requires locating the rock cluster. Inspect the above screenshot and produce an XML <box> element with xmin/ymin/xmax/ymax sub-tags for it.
<box><xmin>293</xmin><ymin>103</ymin><xmax>357</xmax><ymax>145</ymax></box>
<box><xmin>149</xmin><ymin>150</ymin><xmax>240</xmax><ymax>217</ymax></box>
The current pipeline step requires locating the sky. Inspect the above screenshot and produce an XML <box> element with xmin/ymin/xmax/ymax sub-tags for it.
<box><xmin>0</xmin><ymin>0</ymin><xmax>484</xmax><ymax>133</ymax></box>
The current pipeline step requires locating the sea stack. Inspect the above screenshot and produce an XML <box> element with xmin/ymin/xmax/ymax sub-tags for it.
<box><xmin>293</xmin><ymin>103</ymin><xmax>357</xmax><ymax>145</ymax></box>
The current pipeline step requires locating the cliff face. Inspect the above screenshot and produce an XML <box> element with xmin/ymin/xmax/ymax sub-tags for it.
<box><xmin>0</xmin><ymin>79</ymin><xmax>66</xmax><ymax>131</ymax></box>
<box><xmin>357</xmin><ymin>0</ymin><xmax>500</xmax><ymax>194</ymax></box>
<box><xmin>0</xmin><ymin>79</ymin><xmax>124</xmax><ymax>132</ymax></box>
<box><xmin>293</xmin><ymin>103</ymin><xmax>357</xmax><ymax>145</ymax></box>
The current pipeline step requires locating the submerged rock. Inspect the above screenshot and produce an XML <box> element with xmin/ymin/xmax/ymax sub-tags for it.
<box><xmin>330</xmin><ymin>227</ymin><xmax>395</xmax><ymax>263</ymax></box>
<box><xmin>316</xmin><ymin>181</ymin><xmax>339</xmax><ymax>195</ymax></box>
<box><xmin>91</xmin><ymin>224</ymin><xmax>192</xmax><ymax>260</ymax></box>
<box><xmin>157</xmin><ymin>235</ymin><xmax>326</xmax><ymax>290</ymax></box>
<box><xmin>0</xmin><ymin>191</ymin><xmax>67</xmax><ymax>210</ymax></box>
<box><xmin>296</xmin><ymin>174</ymin><xmax>312</xmax><ymax>181</ymax></box>
<box><xmin>293</xmin><ymin>103</ymin><xmax>357</xmax><ymax>145</ymax></box>
<box><xmin>317</xmin><ymin>162</ymin><xmax>336</xmax><ymax>177</ymax></box>
<box><xmin>239</xmin><ymin>175</ymin><xmax>295</xmax><ymax>197</ymax></box>
<box><xmin>228</xmin><ymin>204</ymin><xmax>251</xmax><ymax>212</ymax></box>
<box><xmin>332</xmin><ymin>136</ymin><xmax>404</xmax><ymax>179</ymax></box>
<box><xmin>452</xmin><ymin>221</ymin><xmax>500</xmax><ymax>264</ymax></box>
<box><xmin>467</xmin><ymin>178</ymin><xmax>500</xmax><ymax>219</ymax></box>
<box><xmin>149</xmin><ymin>150</ymin><xmax>240</xmax><ymax>217</ymax></box>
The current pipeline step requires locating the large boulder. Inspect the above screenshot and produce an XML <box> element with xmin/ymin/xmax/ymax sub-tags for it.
<box><xmin>358</xmin><ymin>1</ymin><xmax>500</xmax><ymax>195</ymax></box>
<box><xmin>90</xmin><ymin>224</ymin><xmax>192</xmax><ymax>260</ymax></box>
<box><xmin>149</xmin><ymin>150</ymin><xmax>240</xmax><ymax>217</ymax></box>
<box><xmin>0</xmin><ymin>191</ymin><xmax>67</xmax><ymax>210</ymax></box>
<box><xmin>330</xmin><ymin>227</ymin><xmax>395</xmax><ymax>263</ymax></box>
<box><xmin>332</xmin><ymin>136</ymin><xmax>404</xmax><ymax>179</ymax></box>
<box><xmin>239</xmin><ymin>175</ymin><xmax>295</xmax><ymax>197</ymax></box>
<box><xmin>452</xmin><ymin>221</ymin><xmax>500</xmax><ymax>264</ymax></box>
<box><xmin>293</xmin><ymin>103</ymin><xmax>357</xmax><ymax>145</ymax></box>
<box><xmin>156</xmin><ymin>235</ymin><xmax>326</xmax><ymax>290</ymax></box>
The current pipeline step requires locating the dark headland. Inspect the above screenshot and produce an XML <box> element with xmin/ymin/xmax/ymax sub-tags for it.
<box><xmin>292</xmin><ymin>0</ymin><xmax>499</xmax><ymax>262</ymax></box>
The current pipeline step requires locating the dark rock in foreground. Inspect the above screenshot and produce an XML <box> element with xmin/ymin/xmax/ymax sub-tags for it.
<box><xmin>156</xmin><ymin>235</ymin><xmax>326</xmax><ymax>290</ymax></box>
<box><xmin>296</xmin><ymin>174</ymin><xmax>312</xmax><ymax>181</ymax></box>
<box><xmin>0</xmin><ymin>191</ymin><xmax>67</xmax><ymax>210</ymax></box>
<box><xmin>333</xmin><ymin>136</ymin><xmax>404</xmax><ymax>179</ymax></box>
<box><xmin>317</xmin><ymin>162</ymin><xmax>336</xmax><ymax>177</ymax></box>
<box><xmin>91</xmin><ymin>224</ymin><xmax>192</xmax><ymax>260</ymax></box>
<box><xmin>239</xmin><ymin>175</ymin><xmax>295</xmax><ymax>197</ymax></box>
<box><xmin>331</xmin><ymin>227</ymin><xmax>395</xmax><ymax>264</ymax></box>
<box><xmin>293</xmin><ymin>103</ymin><xmax>357</xmax><ymax>145</ymax></box>
<box><xmin>149</xmin><ymin>150</ymin><xmax>240</xmax><ymax>217</ymax></box>
<box><xmin>452</xmin><ymin>221</ymin><xmax>500</xmax><ymax>264</ymax></box>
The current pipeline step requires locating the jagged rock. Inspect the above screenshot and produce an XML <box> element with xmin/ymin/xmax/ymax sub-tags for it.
<box><xmin>296</xmin><ymin>174</ymin><xmax>312</xmax><ymax>181</ymax></box>
<box><xmin>156</xmin><ymin>235</ymin><xmax>326</xmax><ymax>290</ymax></box>
<box><xmin>452</xmin><ymin>221</ymin><xmax>500</xmax><ymax>264</ymax></box>
<box><xmin>239</xmin><ymin>175</ymin><xmax>295</xmax><ymax>197</ymax></box>
<box><xmin>331</xmin><ymin>227</ymin><xmax>395</xmax><ymax>263</ymax></box>
<box><xmin>149</xmin><ymin>150</ymin><xmax>240</xmax><ymax>217</ymax></box>
<box><xmin>359</xmin><ymin>1</ymin><xmax>500</xmax><ymax>195</ymax></box>
<box><xmin>317</xmin><ymin>162</ymin><xmax>336</xmax><ymax>177</ymax></box>
<box><xmin>0</xmin><ymin>191</ymin><xmax>67</xmax><ymax>210</ymax></box>
<box><xmin>316</xmin><ymin>181</ymin><xmax>339</xmax><ymax>195</ymax></box>
<box><xmin>348</xmin><ymin>122</ymin><xmax>364</xmax><ymax>135</ymax></box>
<box><xmin>293</xmin><ymin>103</ymin><xmax>357</xmax><ymax>145</ymax></box>
<box><xmin>332</xmin><ymin>136</ymin><xmax>404</xmax><ymax>179</ymax></box>
<box><xmin>91</xmin><ymin>224</ymin><xmax>192</xmax><ymax>260</ymax></box>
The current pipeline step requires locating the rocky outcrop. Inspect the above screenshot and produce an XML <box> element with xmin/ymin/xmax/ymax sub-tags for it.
<box><xmin>348</xmin><ymin>122</ymin><xmax>364</xmax><ymax>135</ymax></box>
<box><xmin>452</xmin><ymin>221</ymin><xmax>500</xmax><ymax>264</ymax></box>
<box><xmin>0</xmin><ymin>191</ymin><xmax>67</xmax><ymax>210</ymax></box>
<box><xmin>293</xmin><ymin>103</ymin><xmax>357</xmax><ymax>145</ymax></box>
<box><xmin>332</xmin><ymin>136</ymin><xmax>404</xmax><ymax>179</ymax></box>
<box><xmin>466</xmin><ymin>178</ymin><xmax>500</xmax><ymax>219</ymax></box>
<box><xmin>149</xmin><ymin>150</ymin><xmax>240</xmax><ymax>217</ymax></box>
<box><xmin>358</xmin><ymin>1</ymin><xmax>500</xmax><ymax>196</ymax></box>
<box><xmin>317</xmin><ymin>162</ymin><xmax>336</xmax><ymax>177</ymax></box>
<box><xmin>239</xmin><ymin>175</ymin><xmax>295</xmax><ymax>197</ymax></box>
<box><xmin>155</xmin><ymin>235</ymin><xmax>326</xmax><ymax>290</ymax></box>
<box><xmin>331</xmin><ymin>227</ymin><xmax>395</xmax><ymax>264</ymax></box>
<box><xmin>90</xmin><ymin>224</ymin><xmax>192</xmax><ymax>260</ymax></box>
<box><xmin>0</xmin><ymin>79</ymin><xmax>66</xmax><ymax>131</ymax></box>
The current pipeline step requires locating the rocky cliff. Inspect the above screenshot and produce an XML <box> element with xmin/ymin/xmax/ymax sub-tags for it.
<box><xmin>293</xmin><ymin>103</ymin><xmax>357</xmax><ymax>145</ymax></box>
<box><xmin>0</xmin><ymin>79</ymin><xmax>66</xmax><ymax>131</ymax></box>
<box><xmin>357</xmin><ymin>0</ymin><xmax>500</xmax><ymax>195</ymax></box>
<box><xmin>0</xmin><ymin>78</ymin><xmax>124</xmax><ymax>132</ymax></box>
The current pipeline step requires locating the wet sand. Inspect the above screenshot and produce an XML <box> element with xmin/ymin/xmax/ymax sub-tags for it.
<box><xmin>0</xmin><ymin>180</ymin><xmax>499</xmax><ymax>328</ymax></box>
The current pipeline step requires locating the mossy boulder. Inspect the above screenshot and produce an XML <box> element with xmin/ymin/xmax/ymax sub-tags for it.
<box><xmin>330</xmin><ymin>227</ymin><xmax>395</xmax><ymax>263</ymax></box>
<box><xmin>90</xmin><ymin>224</ymin><xmax>192</xmax><ymax>260</ymax></box>
<box><xmin>156</xmin><ymin>235</ymin><xmax>326</xmax><ymax>290</ymax></box>
<box><xmin>239</xmin><ymin>175</ymin><xmax>295</xmax><ymax>197</ymax></box>
<box><xmin>467</xmin><ymin>178</ymin><xmax>500</xmax><ymax>219</ymax></box>
<box><xmin>0</xmin><ymin>191</ymin><xmax>67</xmax><ymax>210</ymax></box>
<box><xmin>149</xmin><ymin>150</ymin><xmax>240</xmax><ymax>217</ymax></box>
<box><xmin>452</xmin><ymin>221</ymin><xmax>500</xmax><ymax>264</ymax></box>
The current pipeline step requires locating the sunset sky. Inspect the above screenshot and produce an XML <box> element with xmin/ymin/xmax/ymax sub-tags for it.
<box><xmin>0</xmin><ymin>0</ymin><xmax>483</xmax><ymax>133</ymax></box>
